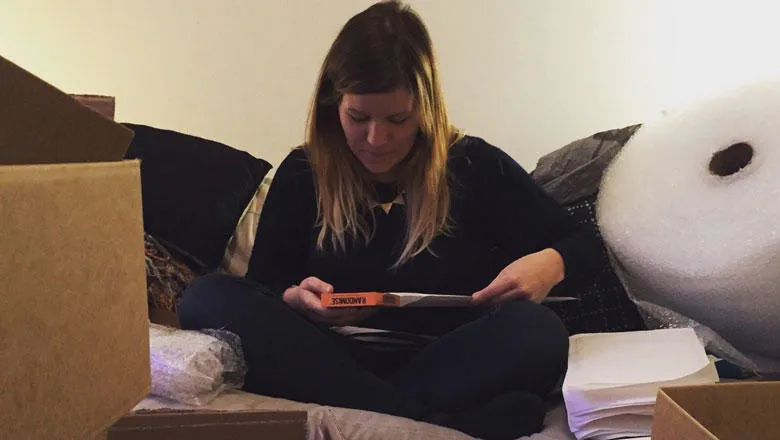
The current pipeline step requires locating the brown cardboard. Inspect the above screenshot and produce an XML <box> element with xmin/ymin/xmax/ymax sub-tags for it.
<box><xmin>71</xmin><ymin>94</ymin><xmax>117</xmax><ymax>120</ymax></box>
<box><xmin>653</xmin><ymin>381</ymin><xmax>780</xmax><ymax>440</ymax></box>
<box><xmin>0</xmin><ymin>58</ymin><xmax>130</xmax><ymax>165</ymax></box>
<box><xmin>104</xmin><ymin>410</ymin><xmax>308</xmax><ymax>440</ymax></box>
<box><xmin>0</xmin><ymin>55</ymin><xmax>150</xmax><ymax>440</ymax></box>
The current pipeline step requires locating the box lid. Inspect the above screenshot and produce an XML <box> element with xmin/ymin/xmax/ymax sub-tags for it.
<box><xmin>0</xmin><ymin>56</ymin><xmax>132</xmax><ymax>165</ymax></box>
<box><xmin>653</xmin><ymin>381</ymin><xmax>780</xmax><ymax>440</ymax></box>
<box><xmin>0</xmin><ymin>55</ymin><xmax>150</xmax><ymax>440</ymax></box>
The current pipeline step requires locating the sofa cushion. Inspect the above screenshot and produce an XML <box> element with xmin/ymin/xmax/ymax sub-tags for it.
<box><xmin>220</xmin><ymin>170</ymin><xmax>275</xmax><ymax>277</ymax></box>
<box><xmin>531</xmin><ymin>125</ymin><xmax>646</xmax><ymax>334</ymax></box>
<box><xmin>544</xmin><ymin>194</ymin><xmax>646</xmax><ymax>335</ymax></box>
<box><xmin>532</xmin><ymin>124</ymin><xmax>641</xmax><ymax>205</ymax></box>
<box><xmin>124</xmin><ymin>124</ymin><xmax>272</xmax><ymax>269</ymax></box>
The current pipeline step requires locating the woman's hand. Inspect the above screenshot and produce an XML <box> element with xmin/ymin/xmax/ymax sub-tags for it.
<box><xmin>282</xmin><ymin>276</ymin><xmax>377</xmax><ymax>326</ymax></box>
<box><xmin>472</xmin><ymin>248</ymin><xmax>565</xmax><ymax>306</ymax></box>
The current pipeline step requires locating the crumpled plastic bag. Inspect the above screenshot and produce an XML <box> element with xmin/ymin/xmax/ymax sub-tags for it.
<box><xmin>149</xmin><ymin>323</ymin><xmax>247</xmax><ymax>405</ymax></box>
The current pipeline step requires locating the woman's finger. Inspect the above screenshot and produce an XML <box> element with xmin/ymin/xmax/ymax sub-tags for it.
<box><xmin>299</xmin><ymin>276</ymin><xmax>334</xmax><ymax>295</ymax></box>
<box><xmin>472</xmin><ymin>276</ymin><xmax>512</xmax><ymax>305</ymax></box>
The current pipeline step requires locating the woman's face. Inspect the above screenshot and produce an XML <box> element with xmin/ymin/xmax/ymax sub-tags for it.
<box><xmin>338</xmin><ymin>88</ymin><xmax>419</xmax><ymax>182</ymax></box>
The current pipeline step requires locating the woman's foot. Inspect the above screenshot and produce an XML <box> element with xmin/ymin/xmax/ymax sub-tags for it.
<box><xmin>426</xmin><ymin>391</ymin><xmax>545</xmax><ymax>440</ymax></box>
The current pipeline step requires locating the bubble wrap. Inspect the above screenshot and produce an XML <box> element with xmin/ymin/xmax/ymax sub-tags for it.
<box><xmin>597</xmin><ymin>80</ymin><xmax>780</xmax><ymax>375</ymax></box>
<box><xmin>608</xmin><ymin>248</ymin><xmax>780</xmax><ymax>376</ymax></box>
<box><xmin>149</xmin><ymin>324</ymin><xmax>247</xmax><ymax>406</ymax></box>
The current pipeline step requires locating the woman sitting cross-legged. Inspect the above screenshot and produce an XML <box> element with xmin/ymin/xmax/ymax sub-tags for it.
<box><xmin>179</xmin><ymin>2</ymin><xmax>600</xmax><ymax>439</ymax></box>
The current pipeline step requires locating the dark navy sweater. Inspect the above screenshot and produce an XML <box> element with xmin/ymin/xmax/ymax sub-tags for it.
<box><xmin>247</xmin><ymin>136</ymin><xmax>600</xmax><ymax>333</ymax></box>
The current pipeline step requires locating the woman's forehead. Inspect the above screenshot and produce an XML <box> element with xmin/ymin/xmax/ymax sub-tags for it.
<box><xmin>341</xmin><ymin>89</ymin><xmax>415</xmax><ymax>116</ymax></box>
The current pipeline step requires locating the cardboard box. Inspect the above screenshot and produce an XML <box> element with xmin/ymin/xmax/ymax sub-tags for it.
<box><xmin>71</xmin><ymin>94</ymin><xmax>116</xmax><ymax>120</ymax></box>
<box><xmin>0</xmin><ymin>55</ymin><xmax>150</xmax><ymax>439</ymax></box>
<box><xmin>0</xmin><ymin>55</ymin><xmax>308</xmax><ymax>440</ymax></box>
<box><xmin>653</xmin><ymin>381</ymin><xmax>780</xmax><ymax>440</ymax></box>
<box><xmin>104</xmin><ymin>410</ymin><xmax>308</xmax><ymax>439</ymax></box>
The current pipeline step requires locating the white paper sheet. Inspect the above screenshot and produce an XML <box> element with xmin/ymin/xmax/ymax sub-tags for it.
<box><xmin>563</xmin><ymin>328</ymin><xmax>719</xmax><ymax>440</ymax></box>
<box><xmin>565</xmin><ymin>328</ymin><xmax>712</xmax><ymax>388</ymax></box>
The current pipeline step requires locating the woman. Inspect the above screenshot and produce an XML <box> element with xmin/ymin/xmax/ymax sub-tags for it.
<box><xmin>179</xmin><ymin>2</ymin><xmax>599</xmax><ymax>439</ymax></box>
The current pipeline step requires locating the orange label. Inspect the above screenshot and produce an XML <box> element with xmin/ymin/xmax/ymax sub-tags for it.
<box><xmin>321</xmin><ymin>292</ymin><xmax>385</xmax><ymax>308</ymax></box>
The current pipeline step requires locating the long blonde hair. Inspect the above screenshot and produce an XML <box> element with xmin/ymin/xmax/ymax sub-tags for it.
<box><xmin>305</xmin><ymin>1</ymin><xmax>458</xmax><ymax>266</ymax></box>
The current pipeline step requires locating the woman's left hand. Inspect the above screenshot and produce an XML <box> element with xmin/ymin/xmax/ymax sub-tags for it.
<box><xmin>472</xmin><ymin>248</ymin><xmax>565</xmax><ymax>306</ymax></box>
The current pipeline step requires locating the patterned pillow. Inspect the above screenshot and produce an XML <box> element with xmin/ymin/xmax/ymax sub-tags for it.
<box><xmin>545</xmin><ymin>195</ymin><xmax>646</xmax><ymax>334</ymax></box>
<box><xmin>144</xmin><ymin>233</ymin><xmax>205</xmax><ymax>327</ymax></box>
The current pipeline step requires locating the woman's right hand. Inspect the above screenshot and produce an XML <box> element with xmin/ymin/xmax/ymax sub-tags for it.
<box><xmin>282</xmin><ymin>276</ymin><xmax>377</xmax><ymax>326</ymax></box>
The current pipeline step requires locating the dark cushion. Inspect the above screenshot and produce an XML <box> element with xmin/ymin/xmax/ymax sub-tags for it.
<box><xmin>545</xmin><ymin>195</ymin><xmax>646</xmax><ymax>334</ymax></box>
<box><xmin>123</xmin><ymin>124</ymin><xmax>272</xmax><ymax>269</ymax></box>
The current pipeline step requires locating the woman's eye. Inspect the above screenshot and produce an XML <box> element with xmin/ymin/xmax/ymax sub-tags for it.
<box><xmin>388</xmin><ymin>117</ymin><xmax>408</xmax><ymax>125</ymax></box>
<box><xmin>349</xmin><ymin>114</ymin><xmax>369</xmax><ymax>123</ymax></box>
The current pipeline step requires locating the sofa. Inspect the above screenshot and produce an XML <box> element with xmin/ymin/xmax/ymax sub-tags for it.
<box><xmin>75</xmin><ymin>94</ymin><xmax>648</xmax><ymax>440</ymax></box>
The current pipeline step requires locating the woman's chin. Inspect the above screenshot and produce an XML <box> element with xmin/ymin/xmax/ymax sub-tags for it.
<box><xmin>361</xmin><ymin>162</ymin><xmax>398</xmax><ymax>181</ymax></box>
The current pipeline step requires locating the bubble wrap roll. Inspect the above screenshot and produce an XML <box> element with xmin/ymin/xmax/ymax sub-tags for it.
<box><xmin>597</xmin><ymin>79</ymin><xmax>780</xmax><ymax>374</ymax></box>
<box><xmin>149</xmin><ymin>324</ymin><xmax>247</xmax><ymax>405</ymax></box>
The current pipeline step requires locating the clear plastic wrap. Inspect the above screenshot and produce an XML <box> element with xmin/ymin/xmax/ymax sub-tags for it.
<box><xmin>149</xmin><ymin>323</ymin><xmax>247</xmax><ymax>406</ymax></box>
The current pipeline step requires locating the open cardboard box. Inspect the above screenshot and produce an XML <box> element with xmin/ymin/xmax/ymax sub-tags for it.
<box><xmin>653</xmin><ymin>381</ymin><xmax>780</xmax><ymax>440</ymax></box>
<box><xmin>0</xmin><ymin>56</ymin><xmax>306</xmax><ymax>439</ymax></box>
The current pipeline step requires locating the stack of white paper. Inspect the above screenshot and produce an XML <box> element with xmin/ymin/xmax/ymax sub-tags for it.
<box><xmin>562</xmin><ymin>328</ymin><xmax>719</xmax><ymax>440</ymax></box>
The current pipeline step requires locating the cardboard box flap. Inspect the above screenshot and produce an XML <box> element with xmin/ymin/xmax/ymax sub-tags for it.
<box><xmin>0</xmin><ymin>56</ymin><xmax>133</xmax><ymax>165</ymax></box>
<box><xmin>653</xmin><ymin>382</ymin><xmax>780</xmax><ymax>440</ymax></box>
<box><xmin>654</xmin><ymin>388</ymin><xmax>718</xmax><ymax>440</ymax></box>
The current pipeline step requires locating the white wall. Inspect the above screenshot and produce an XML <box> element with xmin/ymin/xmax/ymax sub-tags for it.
<box><xmin>2</xmin><ymin>0</ymin><xmax>780</xmax><ymax>169</ymax></box>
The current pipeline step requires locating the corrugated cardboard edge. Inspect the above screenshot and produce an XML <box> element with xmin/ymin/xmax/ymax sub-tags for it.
<box><xmin>652</xmin><ymin>388</ymin><xmax>718</xmax><ymax>440</ymax></box>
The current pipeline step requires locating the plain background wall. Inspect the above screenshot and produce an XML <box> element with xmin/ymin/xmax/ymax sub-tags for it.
<box><xmin>2</xmin><ymin>0</ymin><xmax>780</xmax><ymax>169</ymax></box>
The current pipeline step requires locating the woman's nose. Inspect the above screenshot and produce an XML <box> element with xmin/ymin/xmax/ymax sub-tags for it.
<box><xmin>366</xmin><ymin>121</ymin><xmax>390</xmax><ymax>147</ymax></box>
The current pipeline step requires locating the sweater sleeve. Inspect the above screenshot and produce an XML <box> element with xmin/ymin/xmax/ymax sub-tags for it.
<box><xmin>470</xmin><ymin>140</ymin><xmax>601</xmax><ymax>293</ymax></box>
<box><xmin>245</xmin><ymin>148</ymin><xmax>317</xmax><ymax>295</ymax></box>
